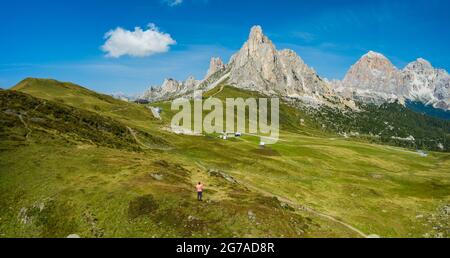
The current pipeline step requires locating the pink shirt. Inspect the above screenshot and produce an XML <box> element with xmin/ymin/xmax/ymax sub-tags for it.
<box><xmin>196</xmin><ymin>184</ymin><xmax>204</xmax><ymax>192</ymax></box>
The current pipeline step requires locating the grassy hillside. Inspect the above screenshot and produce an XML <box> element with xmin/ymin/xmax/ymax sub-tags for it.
<box><xmin>12</xmin><ymin>78</ymin><xmax>162</xmax><ymax>132</ymax></box>
<box><xmin>1</xmin><ymin>79</ymin><xmax>449</xmax><ymax>238</ymax></box>
<box><xmin>304</xmin><ymin>101</ymin><xmax>450</xmax><ymax>152</ymax></box>
<box><xmin>0</xmin><ymin>90</ymin><xmax>354</xmax><ymax>238</ymax></box>
<box><xmin>153</xmin><ymin>85</ymin><xmax>331</xmax><ymax>137</ymax></box>
<box><xmin>0</xmin><ymin>90</ymin><xmax>168</xmax><ymax>151</ymax></box>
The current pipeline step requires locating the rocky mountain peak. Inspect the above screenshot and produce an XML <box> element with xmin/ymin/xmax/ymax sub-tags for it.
<box><xmin>205</xmin><ymin>57</ymin><xmax>226</xmax><ymax>79</ymax></box>
<box><xmin>228</xmin><ymin>25</ymin><xmax>278</xmax><ymax>91</ymax></box>
<box><xmin>142</xmin><ymin>25</ymin><xmax>331</xmax><ymax>104</ymax></box>
<box><xmin>401</xmin><ymin>59</ymin><xmax>449</xmax><ymax>109</ymax></box>
<box><xmin>405</xmin><ymin>58</ymin><xmax>433</xmax><ymax>71</ymax></box>
<box><xmin>342</xmin><ymin>51</ymin><xmax>400</xmax><ymax>94</ymax></box>
<box><xmin>184</xmin><ymin>76</ymin><xmax>198</xmax><ymax>87</ymax></box>
<box><xmin>141</xmin><ymin>75</ymin><xmax>200</xmax><ymax>101</ymax></box>
<box><xmin>337</xmin><ymin>52</ymin><xmax>450</xmax><ymax>110</ymax></box>
<box><xmin>228</xmin><ymin>25</ymin><xmax>330</xmax><ymax>101</ymax></box>
<box><xmin>248</xmin><ymin>25</ymin><xmax>267</xmax><ymax>44</ymax></box>
<box><xmin>161</xmin><ymin>78</ymin><xmax>180</xmax><ymax>92</ymax></box>
<box><xmin>363</xmin><ymin>50</ymin><xmax>388</xmax><ymax>59</ymax></box>
<box><xmin>357</xmin><ymin>51</ymin><xmax>396</xmax><ymax>70</ymax></box>
<box><xmin>416</xmin><ymin>57</ymin><xmax>432</xmax><ymax>65</ymax></box>
<box><xmin>243</xmin><ymin>25</ymin><xmax>276</xmax><ymax>57</ymax></box>
<box><xmin>139</xmin><ymin>25</ymin><xmax>448</xmax><ymax>111</ymax></box>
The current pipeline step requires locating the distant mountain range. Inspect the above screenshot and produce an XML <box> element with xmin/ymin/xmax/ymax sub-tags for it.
<box><xmin>137</xmin><ymin>25</ymin><xmax>449</xmax><ymax>112</ymax></box>
<box><xmin>333</xmin><ymin>51</ymin><xmax>450</xmax><ymax>110</ymax></box>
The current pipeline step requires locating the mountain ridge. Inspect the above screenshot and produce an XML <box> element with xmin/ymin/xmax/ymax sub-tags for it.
<box><xmin>138</xmin><ymin>25</ymin><xmax>449</xmax><ymax>111</ymax></box>
<box><xmin>140</xmin><ymin>25</ymin><xmax>335</xmax><ymax>106</ymax></box>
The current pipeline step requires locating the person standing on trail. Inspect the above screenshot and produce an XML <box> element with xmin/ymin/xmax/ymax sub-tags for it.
<box><xmin>196</xmin><ymin>182</ymin><xmax>204</xmax><ymax>201</ymax></box>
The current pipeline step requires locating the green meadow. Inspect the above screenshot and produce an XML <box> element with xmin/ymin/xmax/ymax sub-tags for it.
<box><xmin>0</xmin><ymin>78</ymin><xmax>448</xmax><ymax>238</ymax></box>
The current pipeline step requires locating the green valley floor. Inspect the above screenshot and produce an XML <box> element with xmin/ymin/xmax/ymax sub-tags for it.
<box><xmin>0</xmin><ymin>79</ymin><xmax>449</xmax><ymax>238</ymax></box>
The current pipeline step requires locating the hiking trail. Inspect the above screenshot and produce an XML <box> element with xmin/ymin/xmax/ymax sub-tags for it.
<box><xmin>18</xmin><ymin>114</ymin><xmax>32</xmax><ymax>140</ymax></box>
<box><xmin>237</xmin><ymin>178</ymin><xmax>368</xmax><ymax>238</ymax></box>
<box><xmin>126</xmin><ymin>126</ymin><xmax>151</xmax><ymax>150</ymax></box>
<box><xmin>195</xmin><ymin>162</ymin><xmax>368</xmax><ymax>238</ymax></box>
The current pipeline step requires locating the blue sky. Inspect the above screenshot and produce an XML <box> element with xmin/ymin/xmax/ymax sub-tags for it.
<box><xmin>0</xmin><ymin>0</ymin><xmax>449</xmax><ymax>94</ymax></box>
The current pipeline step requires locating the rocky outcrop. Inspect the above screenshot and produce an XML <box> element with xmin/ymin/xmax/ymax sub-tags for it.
<box><xmin>402</xmin><ymin>58</ymin><xmax>450</xmax><ymax>110</ymax></box>
<box><xmin>228</xmin><ymin>25</ymin><xmax>281</xmax><ymax>94</ymax></box>
<box><xmin>333</xmin><ymin>51</ymin><xmax>403</xmax><ymax>105</ymax></box>
<box><xmin>142</xmin><ymin>25</ymin><xmax>332</xmax><ymax>104</ymax></box>
<box><xmin>205</xmin><ymin>57</ymin><xmax>226</xmax><ymax>79</ymax></box>
<box><xmin>342</xmin><ymin>51</ymin><xmax>401</xmax><ymax>91</ymax></box>
<box><xmin>228</xmin><ymin>26</ymin><xmax>331</xmax><ymax>101</ymax></box>
<box><xmin>141</xmin><ymin>76</ymin><xmax>200</xmax><ymax>101</ymax></box>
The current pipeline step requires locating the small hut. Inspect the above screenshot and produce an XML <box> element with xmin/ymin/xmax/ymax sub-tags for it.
<box><xmin>135</xmin><ymin>99</ymin><xmax>150</xmax><ymax>105</ymax></box>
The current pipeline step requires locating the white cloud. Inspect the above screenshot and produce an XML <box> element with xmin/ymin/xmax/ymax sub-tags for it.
<box><xmin>165</xmin><ymin>0</ymin><xmax>183</xmax><ymax>7</ymax></box>
<box><xmin>101</xmin><ymin>23</ymin><xmax>176</xmax><ymax>58</ymax></box>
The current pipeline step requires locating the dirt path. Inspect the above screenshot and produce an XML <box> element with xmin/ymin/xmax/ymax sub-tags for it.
<box><xmin>18</xmin><ymin>114</ymin><xmax>32</xmax><ymax>140</ymax></box>
<box><xmin>208</xmin><ymin>72</ymin><xmax>230</xmax><ymax>97</ymax></box>
<box><xmin>126</xmin><ymin>126</ymin><xmax>151</xmax><ymax>150</ymax></box>
<box><xmin>32</xmin><ymin>103</ymin><xmax>42</xmax><ymax>112</ymax></box>
<box><xmin>241</xmin><ymin>133</ymin><xmax>289</xmax><ymax>143</ymax></box>
<box><xmin>16</xmin><ymin>103</ymin><xmax>44</xmax><ymax>140</ymax></box>
<box><xmin>194</xmin><ymin>162</ymin><xmax>367</xmax><ymax>238</ymax></box>
<box><xmin>110</xmin><ymin>105</ymin><xmax>132</xmax><ymax>113</ymax></box>
<box><xmin>211</xmin><ymin>84</ymin><xmax>225</xmax><ymax>97</ymax></box>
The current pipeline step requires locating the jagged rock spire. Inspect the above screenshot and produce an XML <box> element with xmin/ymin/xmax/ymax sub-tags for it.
<box><xmin>228</xmin><ymin>25</ymin><xmax>330</xmax><ymax>99</ymax></box>
<box><xmin>247</xmin><ymin>25</ymin><xmax>272</xmax><ymax>50</ymax></box>
<box><xmin>205</xmin><ymin>57</ymin><xmax>226</xmax><ymax>79</ymax></box>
